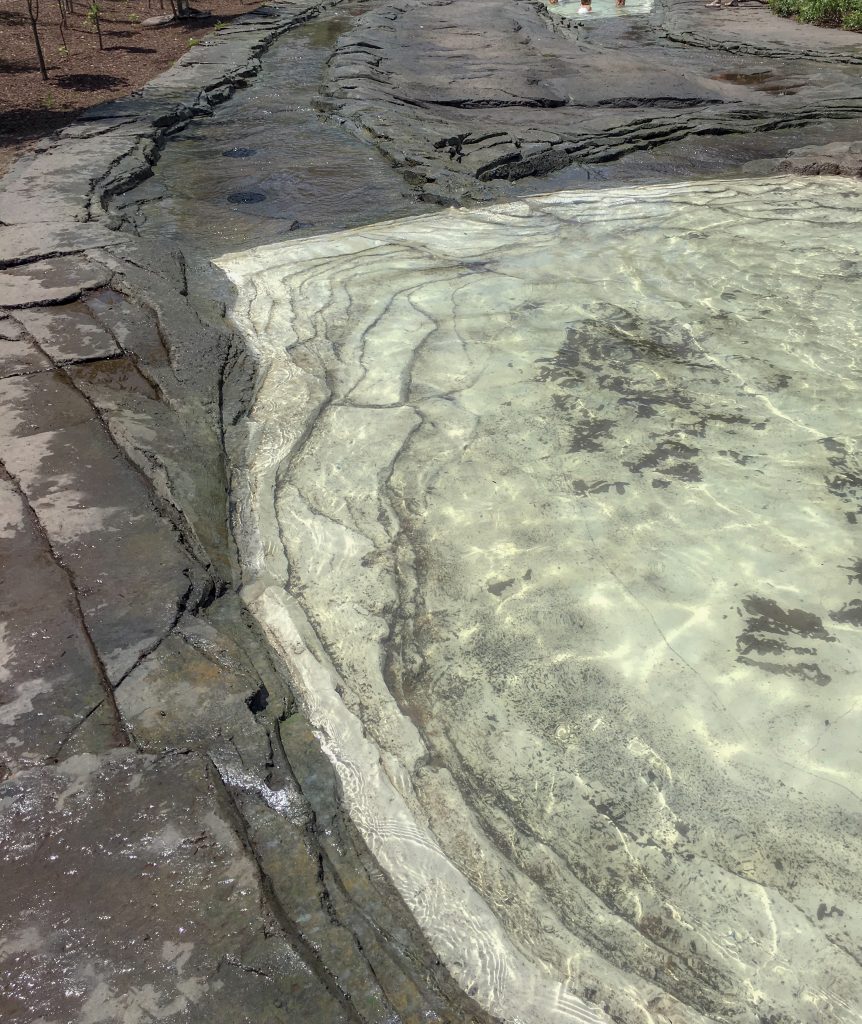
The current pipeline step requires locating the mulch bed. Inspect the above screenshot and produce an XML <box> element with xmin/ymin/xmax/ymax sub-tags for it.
<box><xmin>0</xmin><ymin>0</ymin><xmax>263</xmax><ymax>173</ymax></box>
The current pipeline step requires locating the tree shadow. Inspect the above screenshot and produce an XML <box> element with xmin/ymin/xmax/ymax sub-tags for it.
<box><xmin>54</xmin><ymin>73</ymin><xmax>130</xmax><ymax>90</ymax></box>
<box><xmin>0</xmin><ymin>57</ymin><xmax>33</xmax><ymax>73</ymax></box>
<box><xmin>0</xmin><ymin>108</ymin><xmax>78</xmax><ymax>138</ymax></box>
<box><xmin>104</xmin><ymin>45</ymin><xmax>157</xmax><ymax>53</ymax></box>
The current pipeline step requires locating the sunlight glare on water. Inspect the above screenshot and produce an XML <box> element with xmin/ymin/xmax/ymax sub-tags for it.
<box><xmin>220</xmin><ymin>177</ymin><xmax>862</xmax><ymax>1024</ymax></box>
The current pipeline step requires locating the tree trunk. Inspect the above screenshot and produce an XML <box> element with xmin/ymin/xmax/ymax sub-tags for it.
<box><xmin>26</xmin><ymin>2</ymin><xmax>48</xmax><ymax>81</ymax></box>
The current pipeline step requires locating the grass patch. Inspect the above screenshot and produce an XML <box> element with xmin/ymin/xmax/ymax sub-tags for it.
<box><xmin>767</xmin><ymin>0</ymin><xmax>862</xmax><ymax>30</ymax></box>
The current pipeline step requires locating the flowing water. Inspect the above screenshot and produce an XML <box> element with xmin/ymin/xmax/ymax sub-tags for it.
<box><xmin>115</xmin><ymin>15</ymin><xmax>862</xmax><ymax>1023</ymax></box>
<box><xmin>117</xmin><ymin>9</ymin><xmax>418</xmax><ymax>260</ymax></box>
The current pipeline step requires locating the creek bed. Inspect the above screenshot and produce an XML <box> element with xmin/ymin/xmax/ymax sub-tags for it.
<box><xmin>112</xmin><ymin>14</ymin><xmax>862</xmax><ymax>1022</ymax></box>
<box><xmin>114</xmin><ymin>6</ymin><xmax>419</xmax><ymax>259</ymax></box>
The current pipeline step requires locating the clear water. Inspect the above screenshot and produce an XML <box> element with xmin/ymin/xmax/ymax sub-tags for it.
<box><xmin>221</xmin><ymin>177</ymin><xmax>862</xmax><ymax>1024</ymax></box>
<box><xmin>543</xmin><ymin>0</ymin><xmax>653</xmax><ymax>19</ymax></box>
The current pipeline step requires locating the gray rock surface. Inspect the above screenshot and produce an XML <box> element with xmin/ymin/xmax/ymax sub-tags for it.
<box><xmin>323</xmin><ymin>0</ymin><xmax>862</xmax><ymax>198</ymax></box>
<box><xmin>753</xmin><ymin>138</ymin><xmax>862</xmax><ymax>177</ymax></box>
<box><xmin>0</xmin><ymin>749</ymin><xmax>352</xmax><ymax>1024</ymax></box>
<box><xmin>0</xmin><ymin>255</ymin><xmax>112</xmax><ymax>308</ymax></box>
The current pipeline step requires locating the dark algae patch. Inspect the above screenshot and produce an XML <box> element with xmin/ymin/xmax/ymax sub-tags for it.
<box><xmin>227</xmin><ymin>191</ymin><xmax>267</xmax><ymax>204</ymax></box>
<box><xmin>736</xmin><ymin>595</ymin><xmax>835</xmax><ymax>685</ymax></box>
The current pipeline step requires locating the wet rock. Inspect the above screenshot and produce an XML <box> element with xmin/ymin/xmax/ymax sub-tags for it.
<box><xmin>658</xmin><ymin>0</ymin><xmax>862</xmax><ymax>61</ymax></box>
<box><xmin>0</xmin><ymin>383</ymin><xmax>196</xmax><ymax>685</ymax></box>
<box><xmin>0</xmin><ymin>132</ymin><xmax>153</xmax><ymax>226</ymax></box>
<box><xmin>0</xmin><ymin>222</ymin><xmax>120</xmax><ymax>270</ymax></box>
<box><xmin>0</xmin><ymin>368</ymin><xmax>94</xmax><ymax>437</ymax></box>
<box><xmin>116</xmin><ymin>612</ymin><xmax>275</xmax><ymax>758</ymax></box>
<box><xmin>777</xmin><ymin>140</ymin><xmax>862</xmax><ymax>177</ymax></box>
<box><xmin>13</xmin><ymin>302</ymin><xmax>121</xmax><ymax>363</ymax></box>
<box><xmin>0</xmin><ymin>750</ymin><xmax>350</xmax><ymax>1024</ymax></box>
<box><xmin>227</xmin><ymin>190</ymin><xmax>268</xmax><ymax>203</ymax></box>
<box><xmin>85</xmin><ymin>287</ymin><xmax>172</xmax><ymax>375</ymax></box>
<box><xmin>80</xmin><ymin>257</ymin><xmax>235</xmax><ymax>581</ymax></box>
<box><xmin>0</xmin><ymin>256</ymin><xmax>112</xmax><ymax>309</ymax></box>
<box><xmin>323</xmin><ymin>0</ymin><xmax>862</xmax><ymax>198</ymax></box>
<box><xmin>0</xmin><ymin>317</ymin><xmax>51</xmax><ymax>377</ymax></box>
<box><xmin>0</xmin><ymin>473</ymin><xmax>119</xmax><ymax>774</ymax></box>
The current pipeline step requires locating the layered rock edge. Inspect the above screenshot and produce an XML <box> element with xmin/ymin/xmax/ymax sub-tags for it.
<box><xmin>0</xmin><ymin>5</ymin><xmax>497</xmax><ymax>1022</ymax></box>
<box><xmin>320</xmin><ymin>0</ymin><xmax>862</xmax><ymax>201</ymax></box>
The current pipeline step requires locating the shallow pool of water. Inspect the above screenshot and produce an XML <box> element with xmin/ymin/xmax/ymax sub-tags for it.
<box><xmin>221</xmin><ymin>176</ymin><xmax>862</xmax><ymax>1024</ymax></box>
<box><xmin>543</xmin><ymin>0</ymin><xmax>653</xmax><ymax>19</ymax></box>
<box><xmin>111</xmin><ymin>13</ymin><xmax>862</xmax><ymax>1020</ymax></box>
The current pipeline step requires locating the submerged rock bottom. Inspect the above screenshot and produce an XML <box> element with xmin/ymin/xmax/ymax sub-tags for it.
<box><xmin>220</xmin><ymin>177</ymin><xmax>862</xmax><ymax>1024</ymax></box>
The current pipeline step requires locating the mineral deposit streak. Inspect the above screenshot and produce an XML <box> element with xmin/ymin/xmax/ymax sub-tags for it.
<box><xmin>220</xmin><ymin>177</ymin><xmax>862</xmax><ymax>1024</ymax></box>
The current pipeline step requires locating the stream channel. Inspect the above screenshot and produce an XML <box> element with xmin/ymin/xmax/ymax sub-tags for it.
<box><xmin>114</xmin><ymin>8</ymin><xmax>862</xmax><ymax>1024</ymax></box>
<box><xmin>115</xmin><ymin>7</ymin><xmax>418</xmax><ymax>275</ymax></box>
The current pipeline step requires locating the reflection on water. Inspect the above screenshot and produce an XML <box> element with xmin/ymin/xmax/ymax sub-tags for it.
<box><xmin>542</xmin><ymin>0</ymin><xmax>654</xmax><ymax>20</ymax></box>
<box><xmin>221</xmin><ymin>177</ymin><xmax>862</xmax><ymax>1024</ymax></box>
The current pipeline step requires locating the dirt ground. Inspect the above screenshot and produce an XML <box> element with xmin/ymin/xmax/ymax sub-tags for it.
<box><xmin>0</xmin><ymin>0</ymin><xmax>263</xmax><ymax>174</ymax></box>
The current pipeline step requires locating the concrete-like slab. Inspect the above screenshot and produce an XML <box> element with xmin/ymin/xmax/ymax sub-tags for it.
<box><xmin>0</xmin><ymin>316</ymin><xmax>51</xmax><ymax>377</ymax></box>
<box><xmin>14</xmin><ymin>302</ymin><xmax>121</xmax><ymax>363</ymax></box>
<box><xmin>0</xmin><ymin>355</ymin><xmax>196</xmax><ymax>686</ymax></box>
<box><xmin>0</xmin><ymin>472</ymin><xmax>118</xmax><ymax>777</ymax></box>
<box><xmin>0</xmin><ymin>222</ymin><xmax>122</xmax><ymax>270</ymax></box>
